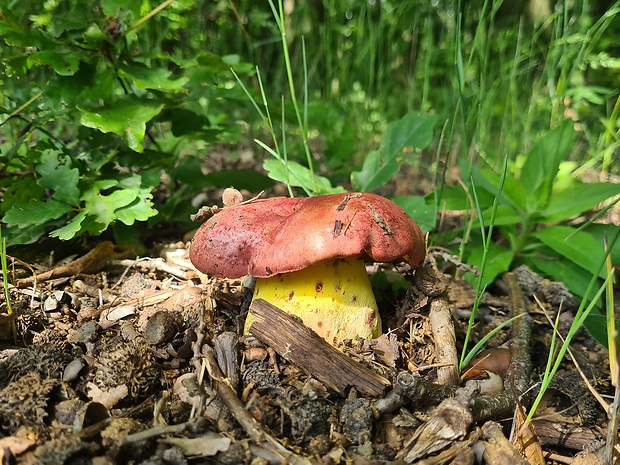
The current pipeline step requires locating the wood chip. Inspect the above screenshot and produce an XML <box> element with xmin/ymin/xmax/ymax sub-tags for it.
<box><xmin>248</xmin><ymin>299</ymin><xmax>390</xmax><ymax>397</ymax></box>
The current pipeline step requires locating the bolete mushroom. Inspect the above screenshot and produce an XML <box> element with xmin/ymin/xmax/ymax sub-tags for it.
<box><xmin>189</xmin><ymin>192</ymin><xmax>425</xmax><ymax>346</ymax></box>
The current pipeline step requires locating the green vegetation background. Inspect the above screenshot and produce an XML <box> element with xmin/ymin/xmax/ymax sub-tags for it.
<box><xmin>1</xmin><ymin>0</ymin><xmax>619</xmax><ymax>342</ymax></box>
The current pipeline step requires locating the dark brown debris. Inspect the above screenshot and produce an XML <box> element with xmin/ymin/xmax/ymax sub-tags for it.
<box><xmin>0</xmin><ymin>239</ymin><xmax>610</xmax><ymax>464</ymax></box>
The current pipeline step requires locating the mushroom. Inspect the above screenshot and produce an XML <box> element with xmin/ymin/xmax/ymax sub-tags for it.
<box><xmin>189</xmin><ymin>192</ymin><xmax>426</xmax><ymax>346</ymax></box>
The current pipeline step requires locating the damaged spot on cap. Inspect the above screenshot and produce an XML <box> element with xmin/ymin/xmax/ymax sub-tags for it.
<box><xmin>333</xmin><ymin>219</ymin><xmax>343</xmax><ymax>238</ymax></box>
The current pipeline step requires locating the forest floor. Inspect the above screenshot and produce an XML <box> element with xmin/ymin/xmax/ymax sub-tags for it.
<box><xmin>0</xmin><ymin>153</ymin><xmax>616</xmax><ymax>465</ymax></box>
<box><xmin>0</xmin><ymin>221</ymin><xmax>614</xmax><ymax>465</ymax></box>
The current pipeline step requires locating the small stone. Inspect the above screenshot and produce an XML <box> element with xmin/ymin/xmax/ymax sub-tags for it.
<box><xmin>43</xmin><ymin>291</ymin><xmax>80</xmax><ymax>313</ymax></box>
<box><xmin>54</xmin><ymin>398</ymin><xmax>86</xmax><ymax>426</ymax></box>
<box><xmin>63</xmin><ymin>357</ymin><xmax>87</xmax><ymax>382</ymax></box>
<box><xmin>143</xmin><ymin>310</ymin><xmax>183</xmax><ymax>345</ymax></box>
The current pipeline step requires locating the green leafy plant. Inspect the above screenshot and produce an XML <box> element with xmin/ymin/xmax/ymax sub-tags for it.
<box><xmin>0</xmin><ymin>0</ymin><xmax>262</xmax><ymax>246</ymax></box>
<box><xmin>470</xmin><ymin>121</ymin><xmax>619</xmax><ymax>271</ymax></box>
<box><xmin>436</xmin><ymin>119</ymin><xmax>620</xmax><ymax>344</ymax></box>
<box><xmin>350</xmin><ymin>112</ymin><xmax>439</xmax><ymax>192</ymax></box>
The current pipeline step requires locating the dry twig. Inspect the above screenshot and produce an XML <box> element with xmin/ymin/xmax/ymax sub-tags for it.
<box><xmin>472</xmin><ymin>272</ymin><xmax>533</xmax><ymax>421</ymax></box>
<box><xmin>202</xmin><ymin>344</ymin><xmax>313</xmax><ymax>465</ymax></box>
<box><xmin>15</xmin><ymin>242</ymin><xmax>132</xmax><ymax>288</ymax></box>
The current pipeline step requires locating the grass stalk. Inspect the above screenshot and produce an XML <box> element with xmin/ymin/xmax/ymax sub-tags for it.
<box><xmin>0</xmin><ymin>228</ymin><xmax>16</xmax><ymax>344</ymax></box>
<box><xmin>605</xmin><ymin>231</ymin><xmax>620</xmax><ymax>462</ymax></box>
<box><xmin>268</xmin><ymin>0</ymin><xmax>318</xmax><ymax>193</ymax></box>
<box><xmin>459</xmin><ymin>155</ymin><xmax>509</xmax><ymax>370</ymax></box>
<box><xmin>231</xmin><ymin>68</ymin><xmax>295</xmax><ymax>197</ymax></box>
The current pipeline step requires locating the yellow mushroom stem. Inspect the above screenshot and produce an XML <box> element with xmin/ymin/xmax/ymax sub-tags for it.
<box><xmin>245</xmin><ymin>257</ymin><xmax>382</xmax><ymax>346</ymax></box>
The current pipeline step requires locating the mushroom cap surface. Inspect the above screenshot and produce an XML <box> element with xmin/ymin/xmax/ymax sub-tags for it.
<box><xmin>189</xmin><ymin>192</ymin><xmax>426</xmax><ymax>278</ymax></box>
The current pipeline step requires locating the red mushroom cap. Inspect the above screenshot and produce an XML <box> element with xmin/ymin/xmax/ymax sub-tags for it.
<box><xmin>189</xmin><ymin>192</ymin><xmax>426</xmax><ymax>278</ymax></box>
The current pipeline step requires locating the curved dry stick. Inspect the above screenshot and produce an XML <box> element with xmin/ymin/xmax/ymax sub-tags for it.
<box><xmin>201</xmin><ymin>345</ymin><xmax>313</xmax><ymax>465</ymax></box>
<box><xmin>472</xmin><ymin>272</ymin><xmax>533</xmax><ymax>421</ymax></box>
<box><xmin>15</xmin><ymin>242</ymin><xmax>132</xmax><ymax>288</ymax></box>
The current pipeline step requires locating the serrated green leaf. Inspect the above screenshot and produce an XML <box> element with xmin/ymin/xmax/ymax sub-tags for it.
<box><xmin>533</xmin><ymin>226</ymin><xmax>606</xmax><ymax>278</ymax></box>
<box><xmin>27</xmin><ymin>50</ymin><xmax>80</xmax><ymax>76</ymax></box>
<box><xmin>35</xmin><ymin>150</ymin><xmax>80</xmax><ymax>205</ymax></box>
<box><xmin>83</xmin><ymin>24</ymin><xmax>108</xmax><ymax>46</ymax></box>
<box><xmin>115</xmin><ymin>195</ymin><xmax>157</xmax><ymax>225</ymax></box>
<box><xmin>102</xmin><ymin>0</ymin><xmax>140</xmax><ymax>20</ymax></box>
<box><xmin>50</xmin><ymin>210</ymin><xmax>88</xmax><ymax>240</ymax></box>
<box><xmin>78</xmin><ymin>99</ymin><xmax>164</xmax><ymax>152</ymax></box>
<box><xmin>48</xmin><ymin>178</ymin><xmax>147</xmax><ymax>240</ymax></box>
<box><xmin>520</xmin><ymin>120</ymin><xmax>575</xmax><ymax>211</ymax></box>
<box><xmin>351</xmin><ymin>112</ymin><xmax>438</xmax><ymax>191</ymax></box>
<box><xmin>541</xmin><ymin>182</ymin><xmax>620</xmax><ymax>222</ymax></box>
<box><xmin>118</xmin><ymin>63</ymin><xmax>188</xmax><ymax>92</ymax></box>
<box><xmin>114</xmin><ymin>174</ymin><xmax>157</xmax><ymax>224</ymax></box>
<box><xmin>3</xmin><ymin>199</ymin><xmax>73</xmax><ymax>228</ymax></box>
<box><xmin>2</xmin><ymin>224</ymin><xmax>48</xmax><ymax>246</ymax></box>
<box><xmin>75</xmin><ymin>216</ymin><xmax>109</xmax><ymax>237</ymax></box>
<box><xmin>0</xmin><ymin>11</ymin><xmax>50</xmax><ymax>49</ymax></box>
<box><xmin>2</xmin><ymin>54</ymin><xmax>29</xmax><ymax>77</ymax></box>
<box><xmin>83</xmin><ymin>187</ymin><xmax>137</xmax><ymax>227</ymax></box>
<box><xmin>0</xmin><ymin>176</ymin><xmax>44</xmax><ymax>214</ymax></box>
<box><xmin>115</xmin><ymin>173</ymin><xmax>145</xmax><ymax>191</ymax></box>
<box><xmin>263</xmin><ymin>159</ymin><xmax>345</xmax><ymax>195</ymax></box>
<box><xmin>49</xmin><ymin>11</ymin><xmax>88</xmax><ymax>37</ymax></box>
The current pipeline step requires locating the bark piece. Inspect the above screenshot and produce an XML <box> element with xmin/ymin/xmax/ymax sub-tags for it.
<box><xmin>429</xmin><ymin>295</ymin><xmax>459</xmax><ymax>386</ymax></box>
<box><xmin>248</xmin><ymin>299</ymin><xmax>390</xmax><ymax>397</ymax></box>
<box><xmin>531</xmin><ymin>420</ymin><xmax>605</xmax><ymax>451</ymax></box>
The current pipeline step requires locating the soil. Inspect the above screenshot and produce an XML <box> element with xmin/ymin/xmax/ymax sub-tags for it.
<box><xmin>0</xmin><ymin>180</ymin><xmax>616</xmax><ymax>464</ymax></box>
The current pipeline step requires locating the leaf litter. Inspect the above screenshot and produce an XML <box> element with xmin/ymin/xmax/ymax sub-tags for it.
<box><xmin>0</xmin><ymin>233</ymin><xmax>614</xmax><ymax>465</ymax></box>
